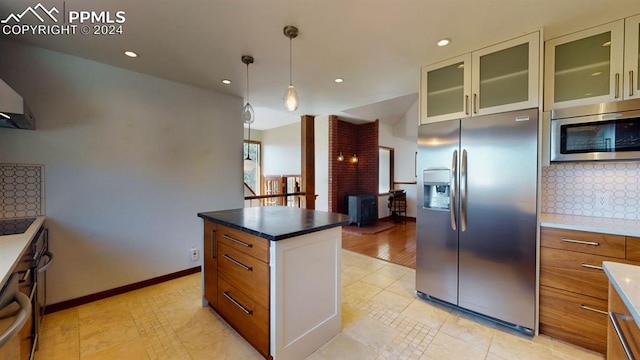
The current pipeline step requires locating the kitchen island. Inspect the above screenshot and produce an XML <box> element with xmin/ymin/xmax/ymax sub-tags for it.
<box><xmin>197</xmin><ymin>207</ymin><xmax>351</xmax><ymax>360</ymax></box>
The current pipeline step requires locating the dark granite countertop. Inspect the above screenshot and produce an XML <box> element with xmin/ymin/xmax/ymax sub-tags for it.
<box><xmin>197</xmin><ymin>207</ymin><xmax>352</xmax><ymax>241</ymax></box>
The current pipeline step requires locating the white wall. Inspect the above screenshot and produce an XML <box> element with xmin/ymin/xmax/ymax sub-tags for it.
<box><xmin>0</xmin><ymin>39</ymin><xmax>243</xmax><ymax>304</ymax></box>
<box><xmin>378</xmin><ymin>100</ymin><xmax>419</xmax><ymax>218</ymax></box>
<box><xmin>261</xmin><ymin>122</ymin><xmax>301</xmax><ymax>176</ymax></box>
<box><xmin>314</xmin><ymin>115</ymin><xmax>329</xmax><ymax>211</ymax></box>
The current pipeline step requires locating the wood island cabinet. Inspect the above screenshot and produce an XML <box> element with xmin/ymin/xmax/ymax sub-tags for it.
<box><xmin>199</xmin><ymin>207</ymin><xmax>349</xmax><ymax>360</ymax></box>
<box><xmin>540</xmin><ymin>227</ymin><xmax>640</xmax><ymax>354</ymax></box>
<box><xmin>202</xmin><ymin>220</ymin><xmax>270</xmax><ymax>358</ymax></box>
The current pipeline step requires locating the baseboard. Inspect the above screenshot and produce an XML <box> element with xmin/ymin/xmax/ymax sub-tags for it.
<box><xmin>45</xmin><ymin>266</ymin><xmax>201</xmax><ymax>314</ymax></box>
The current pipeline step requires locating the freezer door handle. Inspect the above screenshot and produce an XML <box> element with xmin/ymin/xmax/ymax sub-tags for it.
<box><xmin>460</xmin><ymin>149</ymin><xmax>468</xmax><ymax>232</ymax></box>
<box><xmin>450</xmin><ymin>150</ymin><xmax>458</xmax><ymax>231</ymax></box>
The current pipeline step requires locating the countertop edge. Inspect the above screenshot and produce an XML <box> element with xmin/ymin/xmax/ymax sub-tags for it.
<box><xmin>0</xmin><ymin>216</ymin><xmax>46</xmax><ymax>287</ymax></box>
<box><xmin>540</xmin><ymin>213</ymin><xmax>640</xmax><ymax>237</ymax></box>
<box><xmin>197</xmin><ymin>211</ymin><xmax>351</xmax><ymax>241</ymax></box>
<box><xmin>603</xmin><ymin>261</ymin><xmax>640</xmax><ymax>326</ymax></box>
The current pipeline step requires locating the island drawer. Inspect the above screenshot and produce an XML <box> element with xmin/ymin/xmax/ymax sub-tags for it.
<box><xmin>218</xmin><ymin>225</ymin><xmax>270</xmax><ymax>263</ymax></box>
<box><xmin>218</xmin><ymin>242</ymin><xmax>269</xmax><ymax>309</ymax></box>
<box><xmin>627</xmin><ymin>236</ymin><xmax>640</xmax><ymax>262</ymax></box>
<box><xmin>539</xmin><ymin>285</ymin><xmax>607</xmax><ymax>354</ymax></box>
<box><xmin>217</xmin><ymin>278</ymin><xmax>269</xmax><ymax>358</ymax></box>
<box><xmin>540</xmin><ymin>247</ymin><xmax>615</xmax><ymax>300</ymax></box>
<box><xmin>541</xmin><ymin>227</ymin><xmax>625</xmax><ymax>258</ymax></box>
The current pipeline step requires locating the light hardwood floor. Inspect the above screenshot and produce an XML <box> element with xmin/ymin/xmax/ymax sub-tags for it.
<box><xmin>342</xmin><ymin>220</ymin><xmax>416</xmax><ymax>268</ymax></box>
<box><xmin>35</xmin><ymin>249</ymin><xmax>603</xmax><ymax>360</ymax></box>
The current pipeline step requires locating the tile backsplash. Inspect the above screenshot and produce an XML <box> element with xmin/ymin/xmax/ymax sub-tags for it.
<box><xmin>0</xmin><ymin>164</ymin><xmax>45</xmax><ymax>219</ymax></box>
<box><xmin>542</xmin><ymin>162</ymin><xmax>640</xmax><ymax>220</ymax></box>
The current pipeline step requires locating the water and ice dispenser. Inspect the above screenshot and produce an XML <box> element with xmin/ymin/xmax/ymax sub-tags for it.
<box><xmin>423</xmin><ymin>169</ymin><xmax>451</xmax><ymax>210</ymax></box>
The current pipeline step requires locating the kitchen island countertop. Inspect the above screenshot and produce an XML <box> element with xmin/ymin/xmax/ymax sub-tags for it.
<box><xmin>541</xmin><ymin>213</ymin><xmax>640</xmax><ymax>237</ymax></box>
<box><xmin>0</xmin><ymin>216</ymin><xmax>46</xmax><ymax>287</ymax></box>
<box><xmin>197</xmin><ymin>206</ymin><xmax>351</xmax><ymax>241</ymax></box>
<box><xmin>603</xmin><ymin>261</ymin><xmax>640</xmax><ymax>325</ymax></box>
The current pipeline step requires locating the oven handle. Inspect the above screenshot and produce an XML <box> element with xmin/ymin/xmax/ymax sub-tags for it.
<box><xmin>38</xmin><ymin>251</ymin><xmax>54</xmax><ymax>273</ymax></box>
<box><xmin>0</xmin><ymin>291</ymin><xmax>31</xmax><ymax>347</ymax></box>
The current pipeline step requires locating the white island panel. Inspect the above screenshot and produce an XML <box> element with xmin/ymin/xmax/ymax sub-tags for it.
<box><xmin>270</xmin><ymin>226</ymin><xmax>342</xmax><ymax>360</ymax></box>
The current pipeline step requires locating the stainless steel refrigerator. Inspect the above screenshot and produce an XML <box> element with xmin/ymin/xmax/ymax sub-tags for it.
<box><xmin>416</xmin><ymin>108</ymin><xmax>538</xmax><ymax>332</ymax></box>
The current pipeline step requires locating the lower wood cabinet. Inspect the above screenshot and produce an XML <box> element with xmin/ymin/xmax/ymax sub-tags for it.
<box><xmin>607</xmin><ymin>282</ymin><xmax>640</xmax><ymax>359</ymax></box>
<box><xmin>539</xmin><ymin>286</ymin><xmax>608</xmax><ymax>353</ymax></box>
<box><xmin>202</xmin><ymin>221</ymin><xmax>270</xmax><ymax>359</ymax></box>
<box><xmin>540</xmin><ymin>227</ymin><xmax>640</xmax><ymax>354</ymax></box>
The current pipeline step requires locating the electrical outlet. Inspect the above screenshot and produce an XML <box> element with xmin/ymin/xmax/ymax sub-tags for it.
<box><xmin>594</xmin><ymin>192</ymin><xmax>611</xmax><ymax>211</ymax></box>
<box><xmin>190</xmin><ymin>246</ymin><xmax>199</xmax><ymax>261</ymax></box>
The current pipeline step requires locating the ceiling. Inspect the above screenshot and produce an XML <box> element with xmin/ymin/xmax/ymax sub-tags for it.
<box><xmin>2</xmin><ymin>0</ymin><xmax>640</xmax><ymax>130</ymax></box>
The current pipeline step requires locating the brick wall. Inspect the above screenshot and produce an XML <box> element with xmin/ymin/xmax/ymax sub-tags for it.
<box><xmin>328</xmin><ymin>116</ymin><xmax>379</xmax><ymax>214</ymax></box>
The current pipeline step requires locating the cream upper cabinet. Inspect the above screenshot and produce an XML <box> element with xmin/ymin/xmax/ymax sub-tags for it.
<box><xmin>544</xmin><ymin>16</ymin><xmax>640</xmax><ymax>110</ymax></box>
<box><xmin>625</xmin><ymin>14</ymin><xmax>640</xmax><ymax>100</ymax></box>
<box><xmin>420</xmin><ymin>32</ymin><xmax>540</xmax><ymax>124</ymax></box>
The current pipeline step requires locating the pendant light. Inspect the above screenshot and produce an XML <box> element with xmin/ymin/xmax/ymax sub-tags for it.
<box><xmin>242</xmin><ymin>55</ymin><xmax>256</xmax><ymax>172</ymax></box>
<box><xmin>283</xmin><ymin>25</ymin><xmax>299</xmax><ymax>111</ymax></box>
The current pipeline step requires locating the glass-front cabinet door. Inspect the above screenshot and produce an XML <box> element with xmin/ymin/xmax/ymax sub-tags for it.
<box><xmin>625</xmin><ymin>14</ymin><xmax>640</xmax><ymax>100</ymax></box>
<box><xmin>420</xmin><ymin>54</ymin><xmax>471</xmax><ymax>124</ymax></box>
<box><xmin>544</xmin><ymin>20</ymin><xmax>625</xmax><ymax>110</ymax></box>
<box><xmin>471</xmin><ymin>32</ymin><xmax>540</xmax><ymax>116</ymax></box>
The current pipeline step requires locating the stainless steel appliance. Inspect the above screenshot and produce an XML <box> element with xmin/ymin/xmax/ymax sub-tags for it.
<box><xmin>0</xmin><ymin>274</ymin><xmax>32</xmax><ymax>359</ymax></box>
<box><xmin>550</xmin><ymin>98</ymin><xmax>640</xmax><ymax>161</ymax></box>
<box><xmin>0</xmin><ymin>79</ymin><xmax>36</xmax><ymax>130</ymax></box>
<box><xmin>416</xmin><ymin>108</ymin><xmax>538</xmax><ymax>332</ymax></box>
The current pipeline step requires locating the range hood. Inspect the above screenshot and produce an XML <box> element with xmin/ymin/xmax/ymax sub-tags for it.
<box><xmin>0</xmin><ymin>79</ymin><xmax>35</xmax><ymax>130</ymax></box>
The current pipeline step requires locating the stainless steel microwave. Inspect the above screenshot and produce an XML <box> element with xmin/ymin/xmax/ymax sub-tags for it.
<box><xmin>550</xmin><ymin>99</ymin><xmax>640</xmax><ymax>162</ymax></box>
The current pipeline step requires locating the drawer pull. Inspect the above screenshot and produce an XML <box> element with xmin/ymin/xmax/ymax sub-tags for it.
<box><xmin>223</xmin><ymin>234</ymin><xmax>253</xmax><ymax>248</ymax></box>
<box><xmin>580</xmin><ymin>263</ymin><xmax>603</xmax><ymax>271</ymax></box>
<box><xmin>19</xmin><ymin>269</ymin><xmax>31</xmax><ymax>283</ymax></box>
<box><xmin>580</xmin><ymin>304</ymin><xmax>608</xmax><ymax>315</ymax></box>
<box><xmin>223</xmin><ymin>291</ymin><xmax>253</xmax><ymax>315</ymax></box>
<box><xmin>223</xmin><ymin>254</ymin><xmax>253</xmax><ymax>271</ymax></box>
<box><xmin>560</xmin><ymin>238</ymin><xmax>600</xmax><ymax>246</ymax></box>
<box><xmin>610</xmin><ymin>312</ymin><xmax>635</xmax><ymax>360</ymax></box>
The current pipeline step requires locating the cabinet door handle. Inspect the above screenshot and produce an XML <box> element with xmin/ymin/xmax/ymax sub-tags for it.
<box><xmin>38</xmin><ymin>251</ymin><xmax>54</xmax><ymax>273</ymax></box>
<box><xmin>223</xmin><ymin>254</ymin><xmax>253</xmax><ymax>271</ymax></box>
<box><xmin>18</xmin><ymin>269</ymin><xmax>31</xmax><ymax>283</ymax></box>
<box><xmin>464</xmin><ymin>95</ymin><xmax>469</xmax><ymax>115</ymax></box>
<box><xmin>0</xmin><ymin>291</ymin><xmax>31</xmax><ymax>346</ymax></box>
<box><xmin>580</xmin><ymin>304</ymin><xmax>608</xmax><ymax>315</ymax></box>
<box><xmin>560</xmin><ymin>238</ymin><xmax>600</xmax><ymax>246</ymax></box>
<box><xmin>615</xmin><ymin>73</ymin><xmax>620</xmax><ymax>99</ymax></box>
<box><xmin>223</xmin><ymin>292</ymin><xmax>253</xmax><ymax>315</ymax></box>
<box><xmin>210</xmin><ymin>229</ymin><xmax>217</xmax><ymax>258</ymax></box>
<box><xmin>223</xmin><ymin>234</ymin><xmax>253</xmax><ymax>248</ymax></box>
<box><xmin>630</xmin><ymin>70</ymin><xmax>635</xmax><ymax>97</ymax></box>
<box><xmin>473</xmin><ymin>93</ymin><xmax>478</xmax><ymax>114</ymax></box>
<box><xmin>610</xmin><ymin>312</ymin><xmax>635</xmax><ymax>360</ymax></box>
<box><xmin>580</xmin><ymin>263</ymin><xmax>603</xmax><ymax>271</ymax></box>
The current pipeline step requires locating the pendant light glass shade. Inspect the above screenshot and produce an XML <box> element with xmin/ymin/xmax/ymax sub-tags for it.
<box><xmin>242</xmin><ymin>102</ymin><xmax>255</xmax><ymax>124</ymax></box>
<box><xmin>242</xmin><ymin>55</ymin><xmax>255</xmax><ymax>171</ymax></box>
<box><xmin>283</xmin><ymin>85</ymin><xmax>299</xmax><ymax>111</ymax></box>
<box><xmin>243</xmin><ymin>156</ymin><xmax>255</xmax><ymax>171</ymax></box>
<box><xmin>283</xmin><ymin>26</ymin><xmax>300</xmax><ymax>112</ymax></box>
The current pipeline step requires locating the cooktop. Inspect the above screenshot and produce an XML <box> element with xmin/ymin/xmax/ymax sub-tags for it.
<box><xmin>0</xmin><ymin>217</ymin><xmax>36</xmax><ymax>236</ymax></box>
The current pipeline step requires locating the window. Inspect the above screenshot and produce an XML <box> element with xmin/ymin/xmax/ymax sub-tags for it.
<box><xmin>379</xmin><ymin>146</ymin><xmax>394</xmax><ymax>194</ymax></box>
<box><xmin>243</xmin><ymin>141</ymin><xmax>261</xmax><ymax>195</ymax></box>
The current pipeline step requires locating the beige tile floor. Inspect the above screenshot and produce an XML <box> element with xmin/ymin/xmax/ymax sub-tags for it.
<box><xmin>35</xmin><ymin>250</ymin><xmax>604</xmax><ymax>360</ymax></box>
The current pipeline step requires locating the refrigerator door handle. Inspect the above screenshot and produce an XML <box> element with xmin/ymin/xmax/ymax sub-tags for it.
<box><xmin>450</xmin><ymin>150</ymin><xmax>458</xmax><ymax>231</ymax></box>
<box><xmin>460</xmin><ymin>149</ymin><xmax>468</xmax><ymax>231</ymax></box>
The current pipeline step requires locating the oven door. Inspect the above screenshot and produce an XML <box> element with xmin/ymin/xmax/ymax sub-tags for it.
<box><xmin>551</xmin><ymin>110</ymin><xmax>640</xmax><ymax>161</ymax></box>
<box><xmin>0</xmin><ymin>274</ymin><xmax>32</xmax><ymax>360</ymax></box>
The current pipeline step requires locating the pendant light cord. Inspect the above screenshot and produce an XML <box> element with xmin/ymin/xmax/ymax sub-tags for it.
<box><xmin>245</xmin><ymin>61</ymin><xmax>251</xmax><ymax>160</ymax></box>
<box><xmin>289</xmin><ymin>37</ymin><xmax>293</xmax><ymax>86</ymax></box>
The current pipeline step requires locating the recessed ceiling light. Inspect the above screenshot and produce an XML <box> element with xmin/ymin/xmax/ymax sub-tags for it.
<box><xmin>335</xmin><ymin>78</ymin><xmax>344</xmax><ymax>83</ymax></box>
<box><xmin>602</xmin><ymin>41</ymin><xmax>611</xmax><ymax>47</ymax></box>
<box><xmin>591</xmin><ymin>72</ymin><xmax>602</xmax><ymax>76</ymax></box>
<box><xmin>221</xmin><ymin>79</ymin><xmax>232</xmax><ymax>85</ymax></box>
<box><xmin>124</xmin><ymin>50</ymin><xmax>138</xmax><ymax>58</ymax></box>
<box><xmin>437</xmin><ymin>38</ymin><xmax>451</xmax><ymax>47</ymax></box>
<box><xmin>457</xmin><ymin>64</ymin><xmax>464</xmax><ymax>69</ymax></box>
